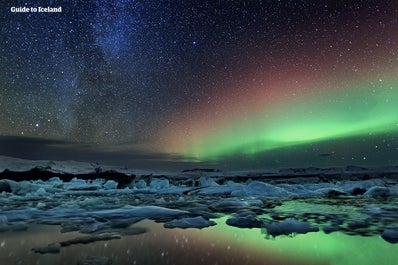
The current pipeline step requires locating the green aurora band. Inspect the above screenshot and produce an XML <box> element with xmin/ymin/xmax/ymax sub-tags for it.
<box><xmin>185</xmin><ymin>77</ymin><xmax>398</xmax><ymax>160</ymax></box>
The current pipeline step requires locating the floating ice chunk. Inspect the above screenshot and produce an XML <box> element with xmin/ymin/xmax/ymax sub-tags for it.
<box><xmin>45</xmin><ymin>204</ymin><xmax>85</xmax><ymax>218</ymax></box>
<box><xmin>0</xmin><ymin>180</ymin><xmax>11</xmax><ymax>193</ymax></box>
<box><xmin>45</xmin><ymin>177</ymin><xmax>64</xmax><ymax>189</ymax></box>
<box><xmin>210</xmin><ymin>199</ymin><xmax>250</xmax><ymax>210</ymax></box>
<box><xmin>209</xmin><ymin>198</ymin><xmax>263</xmax><ymax>213</ymax></box>
<box><xmin>32</xmin><ymin>233</ymin><xmax>121</xmax><ymax>254</ymax></box>
<box><xmin>264</xmin><ymin>218</ymin><xmax>319</xmax><ymax>237</ymax></box>
<box><xmin>164</xmin><ymin>216</ymin><xmax>216</xmax><ymax>229</ymax></box>
<box><xmin>231</xmin><ymin>181</ymin><xmax>290</xmax><ymax>197</ymax></box>
<box><xmin>381</xmin><ymin>230</ymin><xmax>398</xmax><ymax>244</ymax></box>
<box><xmin>323</xmin><ymin>226</ymin><xmax>340</xmax><ymax>234</ymax></box>
<box><xmin>134</xmin><ymin>179</ymin><xmax>147</xmax><ymax>189</ymax></box>
<box><xmin>315</xmin><ymin>188</ymin><xmax>347</xmax><ymax>197</ymax></box>
<box><xmin>364</xmin><ymin>186</ymin><xmax>389</xmax><ymax>197</ymax></box>
<box><xmin>198</xmin><ymin>176</ymin><xmax>219</xmax><ymax>187</ymax></box>
<box><xmin>303</xmin><ymin>183</ymin><xmax>334</xmax><ymax>191</ymax></box>
<box><xmin>193</xmin><ymin>181</ymin><xmax>245</xmax><ymax>195</ymax></box>
<box><xmin>64</xmin><ymin>232</ymin><xmax>121</xmax><ymax>245</ymax></box>
<box><xmin>226</xmin><ymin>216</ymin><xmax>263</xmax><ymax>228</ymax></box>
<box><xmin>244</xmin><ymin>199</ymin><xmax>264</xmax><ymax>207</ymax></box>
<box><xmin>89</xmin><ymin>205</ymin><xmax>189</xmax><ymax>219</ymax></box>
<box><xmin>65</xmin><ymin>178</ymin><xmax>87</xmax><ymax>190</ymax></box>
<box><xmin>32</xmin><ymin>242</ymin><xmax>61</xmax><ymax>254</ymax></box>
<box><xmin>149</xmin><ymin>178</ymin><xmax>170</xmax><ymax>190</ymax></box>
<box><xmin>35</xmin><ymin>187</ymin><xmax>47</xmax><ymax>196</ymax></box>
<box><xmin>79</xmin><ymin>222</ymin><xmax>105</xmax><ymax>233</ymax></box>
<box><xmin>338</xmin><ymin>179</ymin><xmax>386</xmax><ymax>194</ymax></box>
<box><xmin>81</xmin><ymin>197</ymin><xmax>105</xmax><ymax>206</ymax></box>
<box><xmin>2</xmin><ymin>207</ymin><xmax>42</xmax><ymax>222</ymax></box>
<box><xmin>47</xmin><ymin>177</ymin><xmax>62</xmax><ymax>183</ymax></box>
<box><xmin>389</xmin><ymin>187</ymin><xmax>398</xmax><ymax>196</ymax></box>
<box><xmin>347</xmin><ymin>220</ymin><xmax>369</xmax><ymax>229</ymax></box>
<box><xmin>92</xmin><ymin>179</ymin><xmax>106</xmax><ymax>185</ymax></box>
<box><xmin>103</xmin><ymin>180</ymin><xmax>118</xmax><ymax>190</ymax></box>
<box><xmin>64</xmin><ymin>178</ymin><xmax>101</xmax><ymax>190</ymax></box>
<box><xmin>7</xmin><ymin>180</ymin><xmax>42</xmax><ymax>195</ymax></box>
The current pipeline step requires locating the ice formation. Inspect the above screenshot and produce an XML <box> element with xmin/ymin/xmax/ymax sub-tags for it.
<box><xmin>0</xmin><ymin>155</ymin><xmax>397</xmax><ymax>247</ymax></box>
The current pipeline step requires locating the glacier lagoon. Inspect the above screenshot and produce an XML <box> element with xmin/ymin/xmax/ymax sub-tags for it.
<box><xmin>0</xmin><ymin>157</ymin><xmax>398</xmax><ymax>265</ymax></box>
<box><xmin>1</xmin><ymin>215</ymin><xmax>398</xmax><ymax>265</ymax></box>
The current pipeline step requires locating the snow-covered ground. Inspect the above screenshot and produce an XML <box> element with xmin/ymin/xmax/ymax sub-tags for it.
<box><xmin>1</xmin><ymin>155</ymin><xmax>398</xmax><ymax>247</ymax></box>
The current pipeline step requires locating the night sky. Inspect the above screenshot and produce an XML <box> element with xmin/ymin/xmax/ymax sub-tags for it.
<box><xmin>1</xmin><ymin>0</ymin><xmax>397</xmax><ymax>170</ymax></box>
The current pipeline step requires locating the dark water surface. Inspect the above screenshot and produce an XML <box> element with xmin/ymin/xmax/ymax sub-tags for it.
<box><xmin>1</xmin><ymin>217</ymin><xmax>397</xmax><ymax>265</ymax></box>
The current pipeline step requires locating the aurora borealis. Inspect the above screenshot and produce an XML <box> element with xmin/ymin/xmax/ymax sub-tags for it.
<box><xmin>175</xmin><ymin>75</ymin><xmax>398</xmax><ymax>161</ymax></box>
<box><xmin>1</xmin><ymin>1</ymin><xmax>397</xmax><ymax>169</ymax></box>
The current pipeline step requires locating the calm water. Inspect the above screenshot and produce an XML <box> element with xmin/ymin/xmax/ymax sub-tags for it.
<box><xmin>1</xmin><ymin>217</ymin><xmax>397</xmax><ymax>265</ymax></box>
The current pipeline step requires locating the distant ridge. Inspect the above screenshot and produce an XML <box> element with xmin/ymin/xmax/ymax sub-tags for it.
<box><xmin>0</xmin><ymin>156</ymin><xmax>397</xmax><ymax>184</ymax></box>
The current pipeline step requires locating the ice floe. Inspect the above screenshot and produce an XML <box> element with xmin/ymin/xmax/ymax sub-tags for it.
<box><xmin>263</xmin><ymin>218</ymin><xmax>319</xmax><ymax>237</ymax></box>
<box><xmin>381</xmin><ymin>230</ymin><xmax>398</xmax><ymax>244</ymax></box>
<box><xmin>32</xmin><ymin>232</ymin><xmax>122</xmax><ymax>254</ymax></box>
<box><xmin>164</xmin><ymin>216</ymin><xmax>216</xmax><ymax>229</ymax></box>
<box><xmin>0</xmin><ymin>156</ymin><xmax>398</xmax><ymax>246</ymax></box>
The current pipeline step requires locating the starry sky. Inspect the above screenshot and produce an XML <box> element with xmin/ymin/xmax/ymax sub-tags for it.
<box><xmin>1</xmin><ymin>0</ymin><xmax>397</xmax><ymax>170</ymax></box>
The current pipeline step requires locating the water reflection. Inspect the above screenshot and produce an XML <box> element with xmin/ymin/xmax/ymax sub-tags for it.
<box><xmin>0</xmin><ymin>217</ymin><xmax>397</xmax><ymax>265</ymax></box>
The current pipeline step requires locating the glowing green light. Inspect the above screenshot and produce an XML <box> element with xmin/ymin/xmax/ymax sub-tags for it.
<box><xmin>209</xmin><ymin>216</ymin><xmax>398</xmax><ymax>265</ymax></box>
<box><xmin>185</xmin><ymin>77</ymin><xmax>398</xmax><ymax>160</ymax></box>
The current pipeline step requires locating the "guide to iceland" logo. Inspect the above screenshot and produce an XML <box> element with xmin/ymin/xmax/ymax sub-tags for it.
<box><xmin>10</xmin><ymin>6</ymin><xmax>62</xmax><ymax>13</ymax></box>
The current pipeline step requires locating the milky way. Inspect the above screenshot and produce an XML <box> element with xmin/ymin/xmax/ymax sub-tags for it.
<box><xmin>1</xmin><ymin>1</ymin><xmax>397</xmax><ymax>169</ymax></box>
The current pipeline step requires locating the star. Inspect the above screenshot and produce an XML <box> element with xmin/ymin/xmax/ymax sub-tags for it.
<box><xmin>0</xmin><ymin>0</ymin><xmax>396</xmax><ymax>170</ymax></box>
